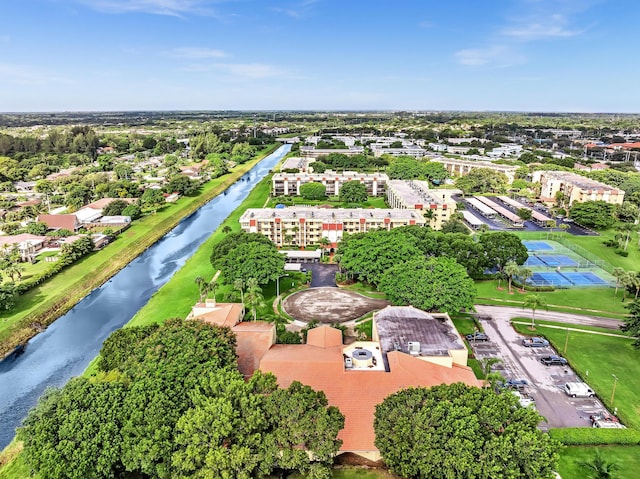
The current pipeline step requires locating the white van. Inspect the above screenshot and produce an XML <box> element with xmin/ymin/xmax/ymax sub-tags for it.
<box><xmin>564</xmin><ymin>382</ymin><xmax>595</xmax><ymax>398</ymax></box>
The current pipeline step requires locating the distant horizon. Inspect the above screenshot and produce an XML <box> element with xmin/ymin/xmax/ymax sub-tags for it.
<box><xmin>2</xmin><ymin>0</ymin><xmax>639</xmax><ymax>113</ymax></box>
<box><xmin>2</xmin><ymin>109</ymin><xmax>639</xmax><ymax>116</ymax></box>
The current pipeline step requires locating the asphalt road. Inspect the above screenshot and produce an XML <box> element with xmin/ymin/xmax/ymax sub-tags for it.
<box><xmin>305</xmin><ymin>263</ymin><xmax>339</xmax><ymax>288</ymax></box>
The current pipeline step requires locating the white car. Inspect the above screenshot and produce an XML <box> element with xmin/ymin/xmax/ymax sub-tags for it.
<box><xmin>512</xmin><ymin>391</ymin><xmax>536</xmax><ymax>409</ymax></box>
<box><xmin>564</xmin><ymin>382</ymin><xmax>595</xmax><ymax>398</ymax></box>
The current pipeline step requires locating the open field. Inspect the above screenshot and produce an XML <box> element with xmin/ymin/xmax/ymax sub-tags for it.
<box><xmin>475</xmin><ymin>280</ymin><xmax>629</xmax><ymax>319</ymax></box>
<box><xmin>512</xmin><ymin>320</ymin><xmax>640</xmax><ymax>429</ymax></box>
<box><xmin>557</xmin><ymin>446</ymin><xmax>640</xmax><ymax>479</ymax></box>
<box><xmin>0</xmin><ymin>145</ymin><xmax>278</xmax><ymax>357</ymax></box>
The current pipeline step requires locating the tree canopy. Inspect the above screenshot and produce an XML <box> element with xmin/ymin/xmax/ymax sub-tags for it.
<box><xmin>20</xmin><ymin>319</ymin><xmax>344</xmax><ymax>479</ymax></box>
<box><xmin>300</xmin><ymin>181</ymin><xmax>327</xmax><ymax>200</ymax></box>
<box><xmin>378</xmin><ymin>257</ymin><xmax>476</xmax><ymax>313</ymax></box>
<box><xmin>622</xmin><ymin>299</ymin><xmax>640</xmax><ymax>348</ymax></box>
<box><xmin>455</xmin><ymin>168</ymin><xmax>509</xmax><ymax>194</ymax></box>
<box><xmin>478</xmin><ymin>231</ymin><xmax>528</xmax><ymax>271</ymax></box>
<box><xmin>374</xmin><ymin>383</ymin><xmax>560</xmax><ymax>479</ymax></box>
<box><xmin>570</xmin><ymin>200</ymin><xmax>616</xmax><ymax>229</ymax></box>
<box><xmin>215</xmin><ymin>240</ymin><xmax>286</xmax><ymax>286</ymax></box>
<box><xmin>339</xmin><ymin>180</ymin><xmax>368</xmax><ymax>203</ymax></box>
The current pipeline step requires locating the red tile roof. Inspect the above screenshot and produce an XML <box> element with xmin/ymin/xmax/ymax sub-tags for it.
<box><xmin>36</xmin><ymin>214</ymin><xmax>79</xmax><ymax>231</ymax></box>
<box><xmin>258</xmin><ymin>326</ymin><xmax>481</xmax><ymax>454</ymax></box>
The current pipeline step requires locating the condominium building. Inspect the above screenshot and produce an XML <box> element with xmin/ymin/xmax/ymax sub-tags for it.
<box><xmin>532</xmin><ymin>170</ymin><xmax>625</xmax><ymax>206</ymax></box>
<box><xmin>385</xmin><ymin>180</ymin><xmax>458</xmax><ymax>230</ymax></box>
<box><xmin>272</xmin><ymin>172</ymin><xmax>388</xmax><ymax>197</ymax></box>
<box><xmin>299</xmin><ymin>146</ymin><xmax>365</xmax><ymax>158</ymax></box>
<box><xmin>432</xmin><ymin>158</ymin><xmax>519</xmax><ymax>183</ymax></box>
<box><xmin>239</xmin><ymin>207</ymin><xmax>426</xmax><ymax>247</ymax></box>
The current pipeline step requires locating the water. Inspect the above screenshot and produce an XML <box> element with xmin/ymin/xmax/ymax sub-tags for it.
<box><xmin>0</xmin><ymin>144</ymin><xmax>290</xmax><ymax>448</ymax></box>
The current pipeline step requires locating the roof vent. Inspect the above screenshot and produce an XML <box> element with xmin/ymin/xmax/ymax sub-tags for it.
<box><xmin>408</xmin><ymin>341</ymin><xmax>421</xmax><ymax>356</ymax></box>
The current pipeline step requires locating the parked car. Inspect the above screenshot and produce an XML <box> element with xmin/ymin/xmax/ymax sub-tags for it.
<box><xmin>564</xmin><ymin>382</ymin><xmax>595</xmax><ymax>398</ymax></box>
<box><xmin>465</xmin><ymin>332</ymin><xmax>489</xmax><ymax>342</ymax></box>
<box><xmin>522</xmin><ymin>337</ymin><xmax>549</xmax><ymax>347</ymax></box>
<box><xmin>540</xmin><ymin>355</ymin><xmax>568</xmax><ymax>366</ymax></box>
<box><xmin>512</xmin><ymin>391</ymin><xmax>536</xmax><ymax>409</ymax></box>
<box><xmin>590</xmin><ymin>414</ymin><xmax>626</xmax><ymax>429</ymax></box>
<box><xmin>506</xmin><ymin>379</ymin><xmax>529</xmax><ymax>388</ymax></box>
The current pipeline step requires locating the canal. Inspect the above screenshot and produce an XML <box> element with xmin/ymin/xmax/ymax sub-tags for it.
<box><xmin>0</xmin><ymin>144</ymin><xmax>290</xmax><ymax>449</ymax></box>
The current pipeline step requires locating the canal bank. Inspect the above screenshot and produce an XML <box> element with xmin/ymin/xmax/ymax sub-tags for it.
<box><xmin>0</xmin><ymin>144</ymin><xmax>280</xmax><ymax>359</ymax></box>
<box><xmin>0</xmin><ymin>144</ymin><xmax>290</xmax><ymax>450</ymax></box>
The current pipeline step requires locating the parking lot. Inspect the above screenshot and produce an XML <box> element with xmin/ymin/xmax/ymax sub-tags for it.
<box><xmin>469</xmin><ymin>317</ymin><xmax>613</xmax><ymax>429</ymax></box>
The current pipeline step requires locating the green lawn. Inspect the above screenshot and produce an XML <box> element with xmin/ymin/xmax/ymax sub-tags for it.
<box><xmin>475</xmin><ymin>279</ymin><xmax>629</xmax><ymax>319</ymax></box>
<box><xmin>557</xmin><ymin>446</ymin><xmax>640</xmax><ymax>479</ymax></box>
<box><xmin>0</xmin><ymin>145</ymin><xmax>278</xmax><ymax>356</ymax></box>
<box><xmin>512</xmin><ymin>321</ymin><xmax>640</xmax><ymax>429</ymax></box>
<box><xmin>288</xmin><ymin>468</ymin><xmax>396</xmax><ymax>479</ymax></box>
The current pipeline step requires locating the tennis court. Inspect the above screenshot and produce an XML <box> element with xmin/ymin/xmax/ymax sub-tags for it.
<box><xmin>528</xmin><ymin>271</ymin><xmax>609</xmax><ymax>287</ymax></box>
<box><xmin>536</xmin><ymin>255</ymin><xmax>579</xmax><ymax>267</ymax></box>
<box><xmin>524</xmin><ymin>256</ymin><xmax>546</xmax><ymax>267</ymax></box>
<box><xmin>523</xmin><ymin>240</ymin><xmax>554</xmax><ymax>251</ymax></box>
<box><xmin>561</xmin><ymin>271</ymin><xmax>609</xmax><ymax>286</ymax></box>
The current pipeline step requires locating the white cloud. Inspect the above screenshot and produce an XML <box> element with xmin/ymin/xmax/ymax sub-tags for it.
<box><xmin>418</xmin><ymin>21</ymin><xmax>434</xmax><ymax>29</ymax></box>
<box><xmin>182</xmin><ymin>62</ymin><xmax>289</xmax><ymax>79</ymax></box>
<box><xmin>502</xmin><ymin>14</ymin><xmax>585</xmax><ymax>40</ymax></box>
<box><xmin>166</xmin><ymin>47</ymin><xmax>227</xmax><ymax>58</ymax></box>
<box><xmin>76</xmin><ymin>0</ymin><xmax>220</xmax><ymax>17</ymax></box>
<box><xmin>454</xmin><ymin>46</ymin><xmax>525</xmax><ymax>68</ymax></box>
<box><xmin>271</xmin><ymin>0</ymin><xmax>320</xmax><ymax>19</ymax></box>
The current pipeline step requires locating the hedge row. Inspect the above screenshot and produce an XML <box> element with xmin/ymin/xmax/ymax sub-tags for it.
<box><xmin>549</xmin><ymin>427</ymin><xmax>640</xmax><ymax>445</ymax></box>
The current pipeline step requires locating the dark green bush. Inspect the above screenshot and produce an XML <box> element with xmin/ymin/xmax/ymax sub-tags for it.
<box><xmin>549</xmin><ymin>427</ymin><xmax>640</xmax><ymax>445</ymax></box>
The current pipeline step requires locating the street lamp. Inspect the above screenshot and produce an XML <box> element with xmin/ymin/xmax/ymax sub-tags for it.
<box><xmin>610</xmin><ymin>374</ymin><xmax>619</xmax><ymax>406</ymax></box>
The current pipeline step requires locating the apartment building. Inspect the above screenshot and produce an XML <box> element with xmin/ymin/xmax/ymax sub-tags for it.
<box><xmin>272</xmin><ymin>172</ymin><xmax>388</xmax><ymax>196</ymax></box>
<box><xmin>432</xmin><ymin>157</ymin><xmax>519</xmax><ymax>183</ymax></box>
<box><xmin>385</xmin><ymin>180</ymin><xmax>458</xmax><ymax>230</ymax></box>
<box><xmin>532</xmin><ymin>170</ymin><xmax>625</xmax><ymax>206</ymax></box>
<box><xmin>239</xmin><ymin>207</ymin><xmax>426</xmax><ymax>247</ymax></box>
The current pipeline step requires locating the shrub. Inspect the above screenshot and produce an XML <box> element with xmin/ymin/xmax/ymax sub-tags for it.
<box><xmin>549</xmin><ymin>428</ymin><xmax>640</xmax><ymax>445</ymax></box>
<box><xmin>615</xmin><ymin>249</ymin><xmax>629</xmax><ymax>257</ymax></box>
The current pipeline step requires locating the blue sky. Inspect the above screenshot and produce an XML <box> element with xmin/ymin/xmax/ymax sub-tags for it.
<box><xmin>0</xmin><ymin>0</ymin><xmax>638</xmax><ymax>112</ymax></box>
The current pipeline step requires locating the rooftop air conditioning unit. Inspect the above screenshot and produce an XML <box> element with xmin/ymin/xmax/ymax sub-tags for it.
<box><xmin>408</xmin><ymin>341</ymin><xmax>421</xmax><ymax>355</ymax></box>
<box><xmin>344</xmin><ymin>357</ymin><xmax>353</xmax><ymax>369</ymax></box>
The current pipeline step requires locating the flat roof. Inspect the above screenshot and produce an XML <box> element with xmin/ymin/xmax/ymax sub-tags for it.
<box><xmin>537</xmin><ymin>170</ymin><xmax>622</xmax><ymax>192</ymax></box>
<box><xmin>273</xmin><ymin>172</ymin><xmax>389</xmax><ymax>181</ymax></box>
<box><xmin>375</xmin><ymin>306</ymin><xmax>465</xmax><ymax>359</ymax></box>
<box><xmin>386</xmin><ymin>180</ymin><xmax>447</xmax><ymax>205</ymax></box>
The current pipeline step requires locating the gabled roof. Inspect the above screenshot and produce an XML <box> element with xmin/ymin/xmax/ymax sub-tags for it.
<box><xmin>86</xmin><ymin>198</ymin><xmax>137</xmax><ymax>211</ymax></box>
<box><xmin>36</xmin><ymin>214</ymin><xmax>79</xmax><ymax>231</ymax></box>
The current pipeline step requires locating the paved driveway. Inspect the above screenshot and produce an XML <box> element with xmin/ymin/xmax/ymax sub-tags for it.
<box><xmin>474</xmin><ymin>305</ymin><xmax>621</xmax><ymax>330</ymax></box>
<box><xmin>470</xmin><ymin>317</ymin><xmax>612</xmax><ymax>429</ymax></box>
<box><xmin>305</xmin><ymin>263</ymin><xmax>339</xmax><ymax>288</ymax></box>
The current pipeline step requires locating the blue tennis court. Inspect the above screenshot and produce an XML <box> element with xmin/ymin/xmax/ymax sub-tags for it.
<box><xmin>523</xmin><ymin>240</ymin><xmax>554</xmax><ymax>251</ymax></box>
<box><xmin>537</xmin><ymin>255</ymin><xmax>578</xmax><ymax>267</ymax></box>
<box><xmin>525</xmin><ymin>256</ymin><xmax>546</xmax><ymax>267</ymax></box>
<box><xmin>561</xmin><ymin>272</ymin><xmax>609</xmax><ymax>286</ymax></box>
<box><xmin>530</xmin><ymin>272</ymin><xmax>573</xmax><ymax>286</ymax></box>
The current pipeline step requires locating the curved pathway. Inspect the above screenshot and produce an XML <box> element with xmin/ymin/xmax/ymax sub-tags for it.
<box><xmin>474</xmin><ymin>304</ymin><xmax>622</xmax><ymax>330</ymax></box>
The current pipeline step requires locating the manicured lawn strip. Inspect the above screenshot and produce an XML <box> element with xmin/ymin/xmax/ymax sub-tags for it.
<box><xmin>512</xmin><ymin>322</ymin><xmax>640</xmax><ymax>429</ymax></box>
<box><xmin>557</xmin><ymin>445</ymin><xmax>640</xmax><ymax>479</ymax></box>
<box><xmin>475</xmin><ymin>279</ymin><xmax>629</xmax><ymax>318</ymax></box>
<box><xmin>0</xmin><ymin>145</ymin><xmax>279</xmax><ymax>357</ymax></box>
<box><xmin>512</xmin><ymin>318</ymin><xmax>627</xmax><ymax>335</ymax></box>
<box><xmin>338</xmin><ymin>282</ymin><xmax>387</xmax><ymax>299</ymax></box>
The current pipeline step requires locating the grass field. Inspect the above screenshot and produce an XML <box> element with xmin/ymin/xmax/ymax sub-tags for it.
<box><xmin>557</xmin><ymin>446</ymin><xmax>640</xmax><ymax>479</ymax></box>
<box><xmin>512</xmin><ymin>320</ymin><xmax>640</xmax><ymax>429</ymax></box>
<box><xmin>0</xmin><ymin>145</ymin><xmax>278</xmax><ymax>357</ymax></box>
<box><xmin>475</xmin><ymin>279</ymin><xmax>629</xmax><ymax>319</ymax></box>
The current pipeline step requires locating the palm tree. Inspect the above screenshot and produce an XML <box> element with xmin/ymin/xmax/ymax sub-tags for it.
<box><xmin>233</xmin><ymin>278</ymin><xmax>245</xmax><ymax>307</ymax></box>
<box><xmin>244</xmin><ymin>279</ymin><xmax>264</xmax><ymax>321</ymax></box>
<box><xmin>3</xmin><ymin>262</ymin><xmax>24</xmax><ymax>282</ymax></box>
<box><xmin>194</xmin><ymin>276</ymin><xmax>210</xmax><ymax>303</ymax></box>
<box><xmin>579</xmin><ymin>449</ymin><xmax>619</xmax><ymax>479</ymax></box>
<box><xmin>209</xmin><ymin>279</ymin><xmax>219</xmax><ymax>306</ymax></box>
<box><xmin>631</xmin><ymin>272</ymin><xmax>640</xmax><ymax>299</ymax></box>
<box><xmin>523</xmin><ymin>294</ymin><xmax>547</xmax><ymax>329</ymax></box>
<box><xmin>481</xmin><ymin>357</ymin><xmax>504</xmax><ymax>388</ymax></box>
<box><xmin>613</xmin><ymin>267</ymin><xmax>625</xmax><ymax>296</ymax></box>
<box><xmin>518</xmin><ymin>266</ymin><xmax>533</xmax><ymax>292</ymax></box>
<box><xmin>621</xmin><ymin>271</ymin><xmax>635</xmax><ymax>301</ymax></box>
<box><xmin>504</xmin><ymin>260</ymin><xmax>520</xmax><ymax>294</ymax></box>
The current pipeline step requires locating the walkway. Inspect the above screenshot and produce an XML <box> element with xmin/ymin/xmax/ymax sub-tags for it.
<box><xmin>474</xmin><ymin>305</ymin><xmax>622</xmax><ymax>330</ymax></box>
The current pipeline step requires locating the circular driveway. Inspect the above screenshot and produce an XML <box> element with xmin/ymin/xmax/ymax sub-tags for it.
<box><xmin>282</xmin><ymin>287</ymin><xmax>390</xmax><ymax>323</ymax></box>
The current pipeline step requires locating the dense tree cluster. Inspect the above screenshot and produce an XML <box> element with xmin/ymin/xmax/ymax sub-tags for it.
<box><xmin>211</xmin><ymin>231</ymin><xmax>285</xmax><ymax>285</ymax></box>
<box><xmin>339</xmin><ymin>180</ymin><xmax>368</xmax><ymax>203</ymax></box>
<box><xmin>300</xmin><ymin>181</ymin><xmax>327</xmax><ymax>200</ymax></box>
<box><xmin>311</xmin><ymin>152</ymin><xmax>387</xmax><ymax>173</ymax></box>
<box><xmin>570</xmin><ymin>200</ymin><xmax>616</xmax><ymax>229</ymax></box>
<box><xmin>455</xmin><ymin>168</ymin><xmax>510</xmax><ymax>194</ymax></box>
<box><xmin>386</xmin><ymin>156</ymin><xmax>448</xmax><ymax>185</ymax></box>
<box><xmin>374</xmin><ymin>383</ymin><xmax>560</xmax><ymax>479</ymax></box>
<box><xmin>19</xmin><ymin>319</ymin><xmax>345</xmax><ymax>479</ymax></box>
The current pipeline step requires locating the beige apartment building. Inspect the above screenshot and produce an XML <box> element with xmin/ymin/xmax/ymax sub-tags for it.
<box><xmin>385</xmin><ymin>180</ymin><xmax>458</xmax><ymax>230</ymax></box>
<box><xmin>532</xmin><ymin>170</ymin><xmax>625</xmax><ymax>206</ymax></box>
<box><xmin>272</xmin><ymin>172</ymin><xmax>388</xmax><ymax>197</ymax></box>
<box><xmin>432</xmin><ymin>158</ymin><xmax>519</xmax><ymax>184</ymax></box>
<box><xmin>239</xmin><ymin>207</ymin><xmax>425</xmax><ymax>248</ymax></box>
